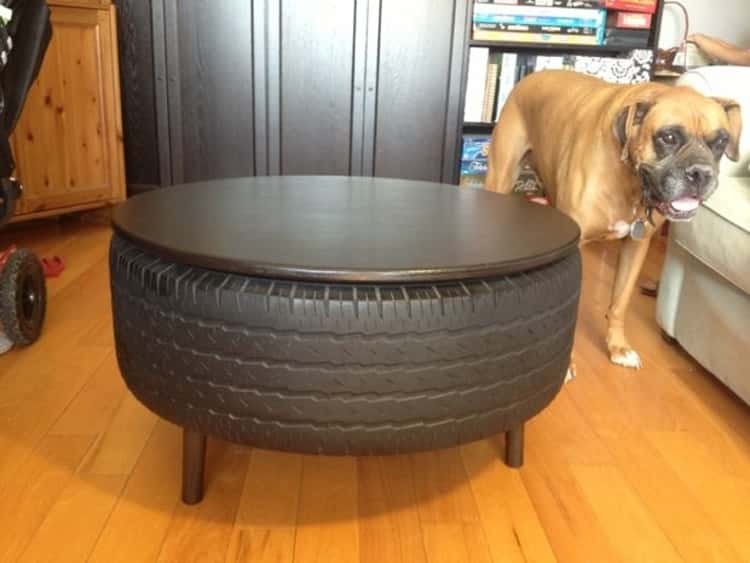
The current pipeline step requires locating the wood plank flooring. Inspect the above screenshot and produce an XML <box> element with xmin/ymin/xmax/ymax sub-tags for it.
<box><xmin>0</xmin><ymin>217</ymin><xmax>748</xmax><ymax>563</ymax></box>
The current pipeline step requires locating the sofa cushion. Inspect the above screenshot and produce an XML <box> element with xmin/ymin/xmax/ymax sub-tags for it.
<box><xmin>671</xmin><ymin>176</ymin><xmax>750</xmax><ymax>295</ymax></box>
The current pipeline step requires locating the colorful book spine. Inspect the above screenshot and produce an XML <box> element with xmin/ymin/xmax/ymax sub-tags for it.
<box><xmin>474</xmin><ymin>29</ymin><xmax>602</xmax><ymax>45</ymax></box>
<box><xmin>461</xmin><ymin>135</ymin><xmax>491</xmax><ymax>162</ymax></box>
<box><xmin>474</xmin><ymin>14</ymin><xmax>603</xmax><ymax>27</ymax></box>
<box><xmin>475</xmin><ymin>22</ymin><xmax>598</xmax><ymax>35</ymax></box>
<box><xmin>481</xmin><ymin>55</ymin><xmax>501</xmax><ymax>123</ymax></box>
<box><xmin>460</xmin><ymin>135</ymin><xmax>492</xmax><ymax>189</ymax></box>
<box><xmin>601</xmin><ymin>0</ymin><xmax>657</xmax><ymax>13</ymax></box>
<box><xmin>474</xmin><ymin>4</ymin><xmax>604</xmax><ymax>20</ymax></box>
<box><xmin>476</xmin><ymin>0</ymin><xmax>601</xmax><ymax>7</ymax></box>
<box><xmin>473</xmin><ymin>5</ymin><xmax>607</xmax><ymax>43</ymax></box>
<box><xmin>606</xmin><ymin>11</ymin><xmax>653</xmax><ymax>29</ymax></box>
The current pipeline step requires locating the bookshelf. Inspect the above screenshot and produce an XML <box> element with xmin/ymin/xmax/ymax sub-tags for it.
<box><xmin>457</xmin><ymin>0</ymin><xmax>666</xmax><ymax>188</ymax></box>
<box><xmin>468</xmin><ymin>40</ymin><xmax>651</xmax><ymax>54</ymax></box>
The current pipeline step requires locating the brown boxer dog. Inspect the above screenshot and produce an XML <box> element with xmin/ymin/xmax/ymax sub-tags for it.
<box><xmin>486</xmin><ymin>70</ymin><xmax>741</xmax><ymax>369</ymax></box>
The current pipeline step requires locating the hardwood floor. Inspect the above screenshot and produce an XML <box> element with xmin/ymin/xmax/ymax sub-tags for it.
<box><xmin>1</xmin><ymin>217</ymin><xmax>748</xmax><ymax>563</ymax></box>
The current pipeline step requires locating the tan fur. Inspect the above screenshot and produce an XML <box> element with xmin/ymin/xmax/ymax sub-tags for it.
<box><xmin>486</xmin><ymin>70</ymin><xmax>741</xmax><ymax>368</ymax></box>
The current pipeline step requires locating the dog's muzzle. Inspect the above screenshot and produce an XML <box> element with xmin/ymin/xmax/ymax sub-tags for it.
<box><xmin>638</xmin><ymin>158</ymin><xmax>718</xmax><ymax>222</ymax></box>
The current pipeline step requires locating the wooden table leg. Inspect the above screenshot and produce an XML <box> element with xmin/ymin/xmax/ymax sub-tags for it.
<box><xmin>505</xmin><ymin>423</ymin><xmax>524</xmax><ymax>468</ymax></box>
<box><xmin>182</xmin><ymin>428</ymin><xmax>206</xmax><ymax>504</ymax></box>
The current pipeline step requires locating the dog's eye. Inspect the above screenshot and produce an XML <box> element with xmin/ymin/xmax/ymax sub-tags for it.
<box><xmin>659</xmin><ymin>132</ymin><xmax>678</xmax><ymax>145</ymax></box>
<box><xmin>713</xmin><ymin>137</ymin><xmax>728</xmax><ymax>150</ymax></box>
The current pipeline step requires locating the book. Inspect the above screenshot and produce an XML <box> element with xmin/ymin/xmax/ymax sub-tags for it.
<box><xmin>474</xmin><ymin>14</ymin><xmax>602</xmax><ymax>27</ymax></box>
<box><xmin>481</xmin><ymin>54</ymin><xmax>501</xmax><ymax>122</ymax></box>
<box><xmin>604</xmin><ymin>28</ymin><xmax>650</xmax><ymax>48</ymax></box>
<box><xmin>464</xmin><ymin>47</ymin><xmax>490</xmax><ymax>123</ymax></box>
<box><xmin>460</xmin><ymin>135</ymin><xmax>492</xmax><ymax>188</ymax></box>
<box><xmin>473</xmin><ymin>5</ymin><xmax>607</xmax><ymax>42</ymax></box>
<box><xmin>475</xmin><ymin>22</ymin><xmax>598</xmax><ymax>35</ymax></box>
<box><xmin>495</xmin><ymin>52</ymin><xmax>518</xmax><ymax>120</ymax></box>
<box><xmin>515</xmin><ymin>54</ymin><xmax>537</xmax><ymax>82</ymax></box>
<box><xmin>474</xmin><ymin>4</ymin><xmax>605</xmax><ymax>21</ymax></box>
<box><xmin>601</xmin><ymin>0</ymin><xmax>658</xmax><ymax>14</ymax></box>
<box><xmin>473</xmin><ymin>29</ymin><xmax>602</xmax><ymax>45</ymax></box>
<box><xmin>606</xmin><ymin>10</ymin><xmax>653</xmax><ymax>29</ymax></box>
<box><xmin>476</xmin><ymin>0</ymin><xmax>600</xmax><ymax>7</ymax></box>
<box><xmin>461</xmin><ymin>135</ymin><xmax>491</xmax><ymax>162</ymax></box>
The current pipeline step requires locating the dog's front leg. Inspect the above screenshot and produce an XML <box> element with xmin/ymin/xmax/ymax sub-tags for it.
<box><xmin>606</xmin><ymin>234</ymin><xmax>653</xmax><ymax>369</ymax></box>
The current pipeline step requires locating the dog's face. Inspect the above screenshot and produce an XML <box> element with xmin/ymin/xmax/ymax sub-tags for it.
<box><xmin>615</xmin><ymin>87</ymin><xmax>742</xmax><ymax>221</ymax></box>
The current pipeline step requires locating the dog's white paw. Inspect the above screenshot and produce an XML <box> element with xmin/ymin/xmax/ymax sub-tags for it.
<box><xmin>610</xmin><ymin>349</ymin><xmax>642</xmax><ymax>369</ymax></box>
<box><xmin>564</xmin><ymin>365</ymin><xmax>576</xmax><ymax>383</ymax></box>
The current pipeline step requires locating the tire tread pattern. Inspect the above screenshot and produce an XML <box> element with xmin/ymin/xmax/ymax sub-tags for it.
<box><xmin>110</xmin><ymin>234</ymin><xmax>581</xmax><ymax>454</ymax></box>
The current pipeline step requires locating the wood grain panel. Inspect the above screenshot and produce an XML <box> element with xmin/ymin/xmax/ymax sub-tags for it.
<box><xmin>358</xmin><ymin>456</ymin><xmax>428</xmax><ymax>563</ymax></box>
<box><xmin>251</xmin><ymin>0</ymin><xmax>281</xmax><ymax>176</ymax></box>
<box><xmin>293</xmin><ymin>456</ymin><xmax>359</xmax><ymax>562</ymax></box>
<box><xmin>171</xmin><ymin>0</ymin><xmax>254</xmax><ymax>183</ymax></box>
<box><xmin>0</xmin><ymin>434</ymin><xmax>95</xmax><ymax>561</ymax></box>
<box><xmin>157</xmin><ymin>442</ymin><xmax>250</xmax><ymax>563</ymax></box>
<box><xmin>18</xmin><ymin>473</ymin><xmax>126</xmax><ymax>563</ymax></box>
<box><xmin>115</xmin><ymin>0</ymin><xmax>160</xmax><ymax>187</ymax></box>
<box><xmin>49</xmin><ymin>0</ymin><xmax>111</xmax><ymax>8</ymax></box>
<box><xmin>279</xmin><ymin>0</ymin><xmax>356</xmax><ymax>175</ymax></box>
<box><xmin>87</xmin><ymin>421</ymin><xmax>182</xmax><ymax>563</ymax></box>
<box><xmin>572</xmin><ymin>465</ymin><xmax>683</xmax><ymax>563</ymax></box>
<box><xmin>375</xmin><ymin>0</ymin><xmax>458</xmax><ymax>182</ymax></box>
<box><xmin>225</xmin><ymin>449</ymin><xmax>303</xmax><ymax>562</ymax></box>
<box><xmin>461</xmin><ymin>440</ymin><xmax>554</xmax><ymax>563</ymax></box>
<box><xmin>12</xmin><ymin>6</ymin><xmax>125</xmax><ymax>216</ymax></box>
<box><xmin>443</xmin><ymin>0</ymin><xmax>472</xmax><ymax>184</ymax></box>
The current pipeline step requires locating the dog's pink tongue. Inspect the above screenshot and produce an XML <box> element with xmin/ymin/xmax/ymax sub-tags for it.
<box><xmin>671</xmin><ymin>197</ymin><xmax>700</xmax><ymax>212</ymax></box>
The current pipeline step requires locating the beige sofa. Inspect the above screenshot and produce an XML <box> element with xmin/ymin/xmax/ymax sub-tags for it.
<box><xmin>656</xmin><ymin>65</ymin><xmax>750</xmax><ymax>405</ymax></box>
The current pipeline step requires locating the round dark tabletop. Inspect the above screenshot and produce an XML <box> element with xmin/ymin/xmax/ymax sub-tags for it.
<box><xmin>111</xmin><ymin>176</ymin><xmax>580</xmax><ymax>283</ymax></box>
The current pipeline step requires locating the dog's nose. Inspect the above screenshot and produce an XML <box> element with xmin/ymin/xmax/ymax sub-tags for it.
<box><xmin>684</xmin><ymin>164</ymin><xmax>714</xmax><ymax>189</ymax></box>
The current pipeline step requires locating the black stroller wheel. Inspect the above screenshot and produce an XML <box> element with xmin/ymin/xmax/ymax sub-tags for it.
<box><xmin>0</xmin><ymin>248</ymin><xmax>46</xmax><ymax>346</ymax></box>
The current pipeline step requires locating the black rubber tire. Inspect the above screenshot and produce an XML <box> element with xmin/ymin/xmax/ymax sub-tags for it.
<box><xmin>110</xmin><ymin>233</ymin><xmax>581</xmax><ymax>455</ymax></box>
<box><xmin>0</xmin><ymin>249</ymin><xmax>46</xmax><ymax>346</ymax></box>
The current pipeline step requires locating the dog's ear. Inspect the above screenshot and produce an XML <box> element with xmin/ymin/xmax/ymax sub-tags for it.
<box><xmin>613</xmin><ymin>102</ymin><xmax>652</xmax><ymax>162</ymax></box>
<box><xmin>712</xmin><ymin>97</ymin><xmax>742</xmax><ymax>161</ymax></box>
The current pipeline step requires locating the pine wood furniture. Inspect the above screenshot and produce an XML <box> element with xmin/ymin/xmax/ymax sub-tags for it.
<box><xmin>9</xmin><ymin>0</ymin><xmax>124</xmax><ymax>222</ymax></box>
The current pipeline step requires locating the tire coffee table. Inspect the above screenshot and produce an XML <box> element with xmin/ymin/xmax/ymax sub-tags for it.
<box><xmin>109</xmin><ymin>176</ymin><xmax>581</xmax><ymax>504</ymax></box>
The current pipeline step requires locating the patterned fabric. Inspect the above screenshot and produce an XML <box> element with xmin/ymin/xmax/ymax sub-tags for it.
<box><xmin>573</xmin><ymin>49</ymin><xmax>654</xmax><ymax>84</ymax></box>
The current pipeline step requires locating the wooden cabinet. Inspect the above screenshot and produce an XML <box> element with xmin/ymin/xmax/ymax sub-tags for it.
<box><xmin>10</xmin><ymin>2</ymin><xmax>125</xmax><ymax>221</ymax></box>
<box><xmin>117</xmin><ymin>0</ymin><xmax>470</xmax><ymax>190</ymax></box>
<box><xmin>50</xmin><ymin>0</ymin><xmax>111</xmax><ymax>8</ymax></box>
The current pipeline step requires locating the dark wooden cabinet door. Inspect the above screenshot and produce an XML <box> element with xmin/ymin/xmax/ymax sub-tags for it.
<box><xmin>279</xmin><ymin>0</ymin><xmax>357</xmax><ymax>175</ymax></box>
<box><xmin>374</xmin><ymin>0</ymin><xmax>469</xmax><ymax>184</ymax></box>
<box><xmin>118</xmin><ymin>0</ymin><xmax>469</xmax><ymax>190</ymax></box>
<box><xmin>116</xmin><ymin>0</ymin><xmax>160</xmax><ymax>190</ymax></box>
<box><xmin>165</xmin><ymin>0</ymin><xmax>254</xmax><ymax>184</ymax></box>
